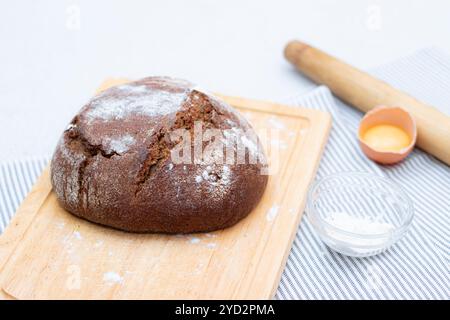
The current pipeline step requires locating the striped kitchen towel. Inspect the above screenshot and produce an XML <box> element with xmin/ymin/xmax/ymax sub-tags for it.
<box><xmin>0</xmin><ymin>47</ymin><xmax>449</xmax><ymax>299</ymax></box>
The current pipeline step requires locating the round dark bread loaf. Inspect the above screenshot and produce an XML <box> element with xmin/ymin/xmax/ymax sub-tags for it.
<box><xmin>50</xmin><ymin>77</ymin><xmax>268</xmax><ymax>233</ymax></box>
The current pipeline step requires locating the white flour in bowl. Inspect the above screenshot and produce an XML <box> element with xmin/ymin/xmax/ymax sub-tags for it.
<box><xmin>323</xmin><ymin>211</ymin><xmax>394</xmax><ymax>248</ymax></box>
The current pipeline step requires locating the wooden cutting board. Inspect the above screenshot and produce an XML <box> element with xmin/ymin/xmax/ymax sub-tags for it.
<box><xmin>0</xmin><ymin>82</ymin><xmax>331</xmax><ymax>299</ymax></box>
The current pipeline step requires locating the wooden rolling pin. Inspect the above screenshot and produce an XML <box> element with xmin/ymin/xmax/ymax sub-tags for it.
<box><xmin>284</xmin><ymin>40</ymin><xmax>450</xmax><ymax>166</ymax></box>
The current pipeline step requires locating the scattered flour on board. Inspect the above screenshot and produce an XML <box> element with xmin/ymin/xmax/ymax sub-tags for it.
<box><xmin>103</xmin><ymin>272</ymin><xmax>124</xmax><ymax>285</ymax></box>
<box><xmin>266</xmin><ymin>204</ymin><xmax>280</xmax><ymax>221</ymax></box>
<box><xmin>206</xmin><ymin>243</ymin><xmax>217</xmax><ymax>249</ymax></box>
<box><xmin>271</xmin><ymin>138</ymin><xmax>288</xmax><ymax>149</ymax></box>
<box><xmin>300</xmin><ymin>128</ymin><xmax>308</xmax><ymax>135</ymax></box>
<box><xmin>61</xmin><ymin>234</ymin><xmax>74</xmax><ymax>254</ymax></box>
<box><xmin>55</xmin><ymin>221</ymin><xmax>65</xmax><ymax>229</ymax></box>
<box><xmin>190</xmin><ymin>237</ymin><xmax>201</xmax><ymax>244</ymax></box>
<box><xmin>192</xmin><ymin>262</ymin><xmax>205</xmax><ymax>275</ymax></box>
<box><xmin>73</xmin><ymin>231</ymin><xmax>82</xmax><ymax>240</ymax></box>
<box><xmin>94</xmin><ymin>240</ymin><xmax>104</xmax><ymax>248</ymax></box>
<box><xmin>86</xmin><ymin>84</ymin><xmax>188</xmax><ymax>122</ymax></box>
<box><xmin>205</xmin><ymin>233</ymin><xmax>217</xmax><ymax>238</ymax></box>
<box><xmin>267</xmin><ymin>117</ymin><xmax>286</xmax><ymax>130</ymax></box>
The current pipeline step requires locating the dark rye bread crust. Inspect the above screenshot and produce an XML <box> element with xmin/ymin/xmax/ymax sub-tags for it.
<box><xmin>51</xmin><ymin>77</ymin><xmax>268</xmax><ymax>233</ymax></box>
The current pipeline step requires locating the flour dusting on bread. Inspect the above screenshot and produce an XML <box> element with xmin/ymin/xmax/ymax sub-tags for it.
<box><xmin>104</xmin><ymin>134</ymin><xmax>136</xmax><ymax>154</ymax></box>
<box><xmin>86</xmin><ymin>84</ymin><xmax>188</xmax><ymax>122</ymax></box>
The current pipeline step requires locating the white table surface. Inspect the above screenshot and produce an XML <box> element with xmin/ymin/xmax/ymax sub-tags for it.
<box><xmin>1</xmin><ymin>0</ymin><xmax>449</xmax><ymax>162</ymax></box>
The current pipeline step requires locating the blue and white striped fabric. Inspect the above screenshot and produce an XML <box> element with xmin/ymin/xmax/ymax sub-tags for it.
<box><xmin>0</xmin><ymin>156</ymin><xmax>49</xmax><ymax>232</ymax></box>
<box><xmin>0</xmin><ymin>48</ymin><xmax>449</xmax><ymax>299</ymax></box>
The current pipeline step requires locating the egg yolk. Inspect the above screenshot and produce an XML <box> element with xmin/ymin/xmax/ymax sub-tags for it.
<box><xmin>361</xmin><ymin>124</ymin><xmax>411</xmax><ymax>152</ymax></box>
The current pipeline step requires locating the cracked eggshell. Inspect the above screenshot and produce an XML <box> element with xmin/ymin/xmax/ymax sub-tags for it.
<box><xmin>358</xmin><ymin>106</ymin><xmax>417</xmax><ymax>165</ymax></box>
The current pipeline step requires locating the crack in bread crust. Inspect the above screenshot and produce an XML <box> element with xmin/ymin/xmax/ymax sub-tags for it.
<box><xmin>134</xmin><ymin>90</ymin><xmax>228</xmax><ymax>195</ymax></box>
<box><xmin>66</xmin><ymin>117</ymin><xmax>121</xmax><ymax>158</ymax></box>
<box><xmin>65</xmin><ymin>117</ymin><xmax>122</xmax><ymax>212</ymax></box>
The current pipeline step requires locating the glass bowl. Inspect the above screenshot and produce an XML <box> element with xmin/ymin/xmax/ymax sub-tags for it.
<box><xmin>306</xmin><ymin>172</ymin><xmax>414</xmax><ymax>257</ymax></box>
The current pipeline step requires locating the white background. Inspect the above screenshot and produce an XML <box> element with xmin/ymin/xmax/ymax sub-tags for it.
<box><xmin>1</xmin><ymin>0</ymin><xmax>449</xmax><ymax>161</ymax></box>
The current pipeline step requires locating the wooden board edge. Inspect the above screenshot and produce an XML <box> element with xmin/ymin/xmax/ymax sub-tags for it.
<box><xmin>0</xmin><ymin>287</ymin><xmax>15</xmax><ymax>300</ymax></box>
<box><xmin>215</xmin><ymin>93</ymin><xmax>330</xmax><ymax>120</ymax></box>
<box><xmin>267</xmin><ymin>110</ymin><xmax>331</xmax><ymax>299</ymax></box>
